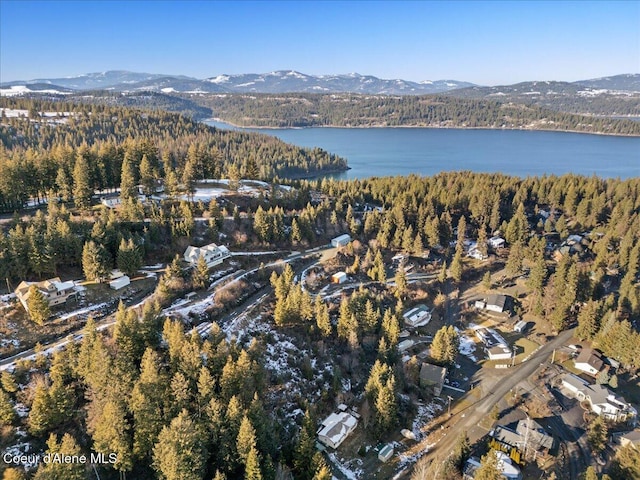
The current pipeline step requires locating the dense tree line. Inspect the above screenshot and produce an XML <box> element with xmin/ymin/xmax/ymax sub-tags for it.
<box><xmin>192</xmin><ymin>93</ymin><xmax>640</xmax><ymax>135</ymax></box>
<box><xmin>0</xmin><ymin>98</ymin><xmax>348</xmax><ymax>210</ymax></box>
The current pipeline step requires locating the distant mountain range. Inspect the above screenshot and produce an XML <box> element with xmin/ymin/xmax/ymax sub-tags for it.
<box><xmin>2</xmin><ymin>70</ymin><xmax>640</xmax><ymax>97</ymax></box>
<box><xmin>0</xmin><ymin>69</ymin><xmax>478</xmax><ymax>95</ymax></box>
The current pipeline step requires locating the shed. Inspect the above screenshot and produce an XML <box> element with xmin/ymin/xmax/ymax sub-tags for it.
<box><xmin>513</xmin><ymin>320</ymin><xmax>528</xmax><ymax>333</ymax></box>
<box><xmin>378</xmin><ymin>444</ymin><xmax>394</xmax><ymax>462</ymax></box>
<box><xmin>109</xmin><ymin>275</ymin><xmax>130</xmax><ymax>290</ymax></box>
<box><xmin>331</xmin><ymin>272</ymin><xmax>348</xmax><ymax>284</ymax></box>
<box><xmin>331</xmin><ymin>234</ymin><xmax>352</xmax><ymax>248</ymax></box>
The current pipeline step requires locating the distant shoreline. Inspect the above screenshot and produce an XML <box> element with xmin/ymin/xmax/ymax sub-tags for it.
<box><xmin>207</xmin><ymin>118</ymin><xmax>640</xmax><ymax>138</ymax></box>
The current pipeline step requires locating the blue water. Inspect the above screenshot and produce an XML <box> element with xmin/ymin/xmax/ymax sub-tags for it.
<box><xmin>207</xmin><ymin>121</ymin><xmax>640</xmax><ymax>179</ymax></box>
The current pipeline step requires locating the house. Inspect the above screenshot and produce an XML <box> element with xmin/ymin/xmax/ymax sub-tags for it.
<box><xmin>515</xmin><ymin>419</ymin><xmax>556</xmax><ymax>452</ymax></box>
<box><xmin>317</xmin><ymin>411</ymin><xmax>358</xmax><ymax>449</ymax></box>
<box><xmin>488</xmin><ymin>345</ymin><xmax>513</xmax><ymax>361</ymax></box>
<box><xmin>15</xmin><ymin>277</ymin><xmax>77</xmax><ymax>312</ymax></box>
<box><xmin>561</xmin><ymin>374</ymin><xmax>637</xmax><ymax>422</ymax></box>
<box><xmin>403</xmin><ymin>304</ymin><xmax>432</xmax><ymax>328</ymax></box>
<box><xmin>109</xmin><ymin>275</ymin><xmax>130</xmax><ymax>290</ymax></box>
<box><xmin>419</xmin><ymin>363</ymin><xmax>447</xmax><ymax>396</ymax></box>
<box><xmin>331</xmin><ymin>234</ymin><xmax>351</xmax><ymax>248</ymax></box>
<box><xmin>463</xmin><ymin>452</ymin><xmax>522</xmax><ymax>480</ymax></box>
<box><xmin>574</xmin><ymin>348</ymin><xmax>604</xmax><ymax>376</ymax></box>
<box><xmin>378</xmin><ymin>444</ymin><xmax>394</xmax><ymax>462</ymax></box>
<box><xmin>486</xmin><ymin>294</ymin><xmax>509</xmax><ymax>313</ymax></box>
<box><xmin>331</xmin><ymin>272</ymin><xmax>348</xmax><ymax>284</ymax></box>
<box><xmin>183</xmin><ymin>243</ymin><xmax>230</xmax><ymax>268</ymax></box>
<box><xmin>489</xmin><ymin>236</ymin><xmax>506</xmax><ymax>249</ymax></box>
<box><xmin>619</xmin><ymin>430</ymin><xmax>640</xmax><ymax>450</ymax></box>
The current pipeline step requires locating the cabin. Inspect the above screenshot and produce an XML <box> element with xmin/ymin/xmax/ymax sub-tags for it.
<box><xmin>331</xmin><ymin>234</ymin><xmax>351</xmax><ymax>248</ymax></box>
<box><xmin>101</xmin><ymin>196</ymin><xmax>122</xmax><ymax>208</ymax></box>
<box><xmin>15</xmin><ymin>277</ymin><xmax>77</xmax><ymax>312</ymax></box>
<box><xmin>183</xmin><ymin>243</ymin><xmax>230</xmax><ymax>268</ymax></box>
<box><xmin>317</xmin><ymin>411</ymin><xmax>358</xmax><ymax>449</ymax></box>
<box><xmin>486</xmin><ymin>294</ymin><xmax>509</xmax><ymax>313</ymax></box>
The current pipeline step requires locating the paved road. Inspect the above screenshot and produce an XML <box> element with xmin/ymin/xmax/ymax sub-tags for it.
<box><xmin>412</xmin><ymin>328</ymin><xmax>576</xmax><ymax>470</ymax></box>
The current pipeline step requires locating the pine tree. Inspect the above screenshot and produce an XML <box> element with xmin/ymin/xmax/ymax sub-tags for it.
<box><xmin>506</xmin><ymin>241</ymin><xmax>524</xmax><ymax>276</ymax></box>
<box><xmin>153</xmin><ymin>410</ymin><xmax>207</xmax><ymax>480</ymax></box>
<box><xmin>116</xmin><ymin>238</ymin><xmax>142</xmax><ymax>276</ymax></box>
<box><xmin>395</xmin><ymin>267</ymin><xmax>408</xmax><ymax>299</ymax></box>
<box><xmin>28</xmin><ymin>382</ymin><xmax>53</xmax><ymax>436</ymax></box>
<box><xmin>450</xmin><ymin>250</ymin><xmax>463</xmax><ymax>282</ymax></box>
<box><xmin>237</xmin><ymin>415</ymin><xmax>258</xmax><ymax>467</ymax></box>
<box><xmin>576</xmin><ymin>300</ymin><xmax>601</xmax><ymax>340</ymax></box>
<box><xmin>294</xmin><ymin>410</ymin><xmax>316</xmax><ymax>480</ymax></box>
<box><xmin>192</xmin><ymin>254</ymin><xmax>210</xmax><ymax>289</ymax></box>
<box><xmin>587</xmin><ymin>416</ymin><xmax>608</xmax><ymax>454</ymax></box>
<box><xmin>26</xmin><ymin>285</ymin><xmax>50</xmax><ymax>325</ymax></box>
<box><xmin>131</xmin><ymin>349</ymin><xmax>165</xmax><ymax>460</ymax></box>
<box><xmin>431</xmin><ymin>326</ymin><xmax>459</xmax><ymax>364</ymax></box>
<box><xmin>244</xmin><ymin>445</ymin><xmax>263</xmax><ymax>480</ymax></box>
<box><xmin>33</xmin><ymin>433</ymin><xmax>85</xmax><ymax>480</ymax></box>
<box><xmin>1</xmin><ymin>371</ymin><xmax>19</xmax><ymax>394</ymax></box>
<box><xmin>315</xmin><ymin>296</ymin><xmax>332</xmax><ymax>337</ymax></box>
<box><xmin>120</xmin><ymin>152</ymin><xmax>138</xmax><ymax>201</ymax></box>
<box><xmin>72</xmin><ymin>152</ymin><xmax>92</xmax><ymax>210</ymax></box>
<box><xmin>82</xmin><ymin>240</ymin><xmax>110</xmax><ymax>282</ymax></box>
<box><xmin>90</xmin><ymin>398</ymin><xmax>133</xmax><ymax>472</ymax></box>
<box><xmin>139</xmin><ymin>154</ymin><xmax>156</xmax><ymax>196</ymax></box>
<box><xmin>482</xmin><ymin>271</ymin><xmax>492</xmax><ymax>291</ymax></box>
<box><xmin>3</xmin><ymin>468</ymin><xmax>26</xmax><ymax>480</ymax></box>
<box><xmin>0</xmin><ymin>387</ymin><xmax>16</xmax><ymax>426</ymax></box>
<box><xmin>474</xmin><ymin>450</ymin><xmax>503</xmax><ymax>480</ymax></box>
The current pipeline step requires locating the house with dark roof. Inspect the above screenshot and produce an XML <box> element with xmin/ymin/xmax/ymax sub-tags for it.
<box><xmin>620</xmin><ymin>430</ymin><xmax>640</xmax><ymax>450</ymax></box>
<box><xmin>574</xmin><ymin>348</ymin><xmax>604</xmax><ymax>376</ymax></box>
<box><xmin>419</xmin><ymin>363</ymin><xmax>447</xmax><ymax>396</ymax></box>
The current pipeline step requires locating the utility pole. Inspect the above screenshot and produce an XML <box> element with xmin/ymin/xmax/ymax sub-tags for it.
<box><xmin>551</xmin><ymin>348</ymin><xmax>556</xmax><ymax>364</ymax></box>
<box><xmin>523</xmin><ymin>413</ymin><xmax>531</xmax><ymax>462</ymax></box>
<box><xmin>447</xmin><ymin>395</ymin><xmax>453</xmax><ymax>417</ymax></box>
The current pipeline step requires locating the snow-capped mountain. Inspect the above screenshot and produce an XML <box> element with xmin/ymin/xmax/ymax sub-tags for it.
<box><xmin>1</xmin><ymin>70</ymin><xmax>474</xmax><ymax>95</ymax></box>
<box><xmin>203</xmin><ymin>70</ymin><xmax>474</xmax><ymax>94</ymax></box>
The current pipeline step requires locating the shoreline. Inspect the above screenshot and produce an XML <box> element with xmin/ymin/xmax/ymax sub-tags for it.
<box><xmin>206</xmin><ymin>118</ymin><xmax>640</xmax><ymax>138</ymax></box>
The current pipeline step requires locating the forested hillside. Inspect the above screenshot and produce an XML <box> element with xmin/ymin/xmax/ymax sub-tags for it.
<box><xmin>194</xmin><ymin>92</ymin><xmax>640</xmax><ymax>134</ymax></box>
<box><xmin>0</xmin><ymin>98</ymin><xmax>348</xmax><ymax>210</ymax></box>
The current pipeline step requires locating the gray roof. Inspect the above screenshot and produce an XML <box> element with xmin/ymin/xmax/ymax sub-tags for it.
<box><xmin>516</xmin><ymin>419</ymin><xmax>555</xmax><ymax>450</ymax></box>
<box><xmin>487</xmin><ymin>294</ymin><xmax>508</xmax><ymax>310</ymax></box>
<box><xmin>419</xmin><ymin>363</ymin><xmax>446</xmax><ymax>385</ymax></box>
<box><xmin>621</xmin><ymin>430</ymin><xmax>640</xmax><ymax>446</ymax></box>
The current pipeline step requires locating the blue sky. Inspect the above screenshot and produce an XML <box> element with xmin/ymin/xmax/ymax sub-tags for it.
<box><xmin>1</xmin><ymin>0</ymin><xmax>638</xmax><ymax>85</ymax></box>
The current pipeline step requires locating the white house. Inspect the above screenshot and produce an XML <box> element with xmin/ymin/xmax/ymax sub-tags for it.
<box><xmin>317</xmin><ymin>411</ymin><xmax>358</xmax><ymax>449</ymax></box>
<box><xmin>574</xmin><ymin>348</ymin><xmax>604</xmax><ymax>376</ymax></box>
<box><xmin>15</xmin><ymin>277</ymin><xmax>77</xmax><ymax>312</ymax></box>
<box><xmin>183</xmin><ymin>243</ymin><xmax>230</xmax><ymax>268</ymax></box>
<box><xmin>331</xmin><ymin>234</ymin><xmax>352</xmax><ymax>248</ymax></box>
<box><xmin>403</xmin><ymin>304</ymin><xmax>432</xmax><ymax>327</ymax></box>
<box><xmin>488</xmin><ymin>345</ymin><xmax>513</xmax><ymax>361</ymax></box>
<box><xmin>486</xmin><ymin>294</ymin><xmax>509</xmax><ymax>313</ymax></box>
<box><xmin>561</xmin><ymin>374</ymin><xmax>637</xmax><ymax>423</ymax></box>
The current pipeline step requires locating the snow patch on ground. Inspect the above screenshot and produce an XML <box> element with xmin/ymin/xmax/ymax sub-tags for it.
<box><xmin>58</xmin><ymin>302</ymin><xmax>108</xmax><ymax>321</ymax></box>
<box><xmin>327</xmin><ymin>452</ymin><xmax>364</xmax><ymax>479</ymax></box>
<box><xmin>411</xmin><ymin>401</ymin><xmax>443</xmax><ymax>441</ymax></box>
<box><xmin>458</xmin><ymin>334</ymin><xmax>478</xmax><ymax>362</ymax></box>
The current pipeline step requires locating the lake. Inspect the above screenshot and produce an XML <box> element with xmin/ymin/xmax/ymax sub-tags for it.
<box><xmin>206</xmin><ymin>121</ymin><xmax>640</xmax><ymax>179</ymax></box>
